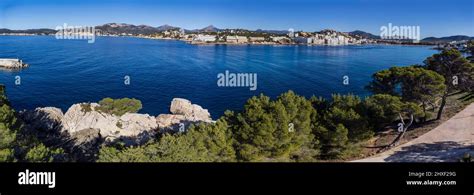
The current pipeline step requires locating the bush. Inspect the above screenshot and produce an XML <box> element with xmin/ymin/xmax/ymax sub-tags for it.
<box><xmin>230</xmin><ymin>91</ymin><xmax>318</xmax><ymax>161</ymax></box>
<box><xmin>0</xmin><ymin>85</ymin><xmax>20</xmax><ymax>162</ymax></box>
<box><xmin>96</xmin><ymin>97</ymin><xmax>142</xmax><ymax>116</ymax></box>
<box><xmin>80</xmin><ymin>103</ymin><xmax>93</xmax><ymax>113</ymax></box>
<box><xmin>98</xmin><ymin>118</ymin><xmax>236</xmax><ymax>162</ymax></box>
<box><xmin>25</xmin><ymin>144</ymin><xmax>64</xmax><ymax>162</ymax></box>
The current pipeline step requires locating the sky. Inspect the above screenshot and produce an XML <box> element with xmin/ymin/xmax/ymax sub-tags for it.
<box><xmin>0</xmin><ymin>0</ymin><xmax>473</xmax><ymax>38</ymax></box>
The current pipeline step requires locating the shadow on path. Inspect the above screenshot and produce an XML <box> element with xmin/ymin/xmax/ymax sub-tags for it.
<box><xmin>384</xmin><ymin>141</ymin><xmax>474</xmax><ymax>162</ymax></box>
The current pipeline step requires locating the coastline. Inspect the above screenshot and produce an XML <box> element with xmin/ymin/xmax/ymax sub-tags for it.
<box><xmin>0</xmin><ymin>34</ymin><xmax>437</xmax><ymax>46</ymax></box>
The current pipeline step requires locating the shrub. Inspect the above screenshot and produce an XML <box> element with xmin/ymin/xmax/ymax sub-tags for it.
<box><xmin>96</xmin><ymin>97</ymin><xmax>142</xmax><ymax>116</ymax></box>
<box><xmin>25</xmin><ymin>144</ymin><xmax>64</xmax><ymax>162</ymax></box>
<box><xmin>0</xmin><ymin>85</ymin><xmax>20</xmax><ymax>162</ymax></box>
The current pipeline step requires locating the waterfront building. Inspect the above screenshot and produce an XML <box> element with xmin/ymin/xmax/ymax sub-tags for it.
<box><xmin>226</xmin><ymin>35</ymin><xmax>248</xmax><ymax>43</ymax></box>
<box><xmin>249</xmin><ymin>37</ymin><xmax>265</xmax><ymax>43</ymax></box>
<box><xmin>193</xmin><ymin>34</ymin><xmax>217</xmax><ymax>42</ymax></box>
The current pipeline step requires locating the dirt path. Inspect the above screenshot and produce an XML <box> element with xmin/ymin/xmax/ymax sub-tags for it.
<box><xmin>353</xmin><ymin>103</ymin><xmax>474</xmax><ymax>162</ymax></box>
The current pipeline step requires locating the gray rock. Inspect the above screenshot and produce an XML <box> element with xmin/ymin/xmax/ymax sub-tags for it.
<box><xmin>71</xmin><ymin>128</ymin><xmax>101</xmax><ymax>146</ymax></box>
<box><xmin>61</xmin><ymin>103</ymin><xmax>158</xmax><ymax>144</ymax></box>
<box><xmin>170</xmin><ymin>98</ymin><xmax>212</xmax><ymax>122</ymax></box>
<box><xmin>156</xmin><ymin>98</ymin><xmax>213</xmax><ymax>132</ymax></box>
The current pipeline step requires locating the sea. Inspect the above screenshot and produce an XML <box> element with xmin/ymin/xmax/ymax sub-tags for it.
<box><xmin>0</xmin><ymin>36</ymin><xmax>437</xmax><ymax>118</ymax></box>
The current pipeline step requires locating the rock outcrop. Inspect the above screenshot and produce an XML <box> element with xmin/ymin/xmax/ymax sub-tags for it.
<box><xmin>156</xmin><ymin>98</ymin><xmax>212</xmax><ymax>132</ymax></box>
<box><xmin>20</xmin><ymin>98</ymin><xmax>213</xmax><ymax>145</ymax></box>
<box><xmin>169</xmin><ymin>98</ymin><xmax>212</xmax><ymax>122</ymax></box>
<box><xmin>61</xmin><ymin>103</ymin><xmax>158</xmax><ymax>144</ymax></box>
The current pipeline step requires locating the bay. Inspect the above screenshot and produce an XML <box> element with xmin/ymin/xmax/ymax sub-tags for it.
<box><xmin>0</xmin><ymin>36</ymin><xmax>437</xmax><ymax>118</ymax></box>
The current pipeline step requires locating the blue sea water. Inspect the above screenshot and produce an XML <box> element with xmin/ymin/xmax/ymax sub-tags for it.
<box><xmin>0</xmin><ymin>36</ymin><xmax>437</xmax><ymax>118</ymax></box>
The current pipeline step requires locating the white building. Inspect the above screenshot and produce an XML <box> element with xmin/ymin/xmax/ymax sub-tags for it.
<box><xmin>193</xmin><ymin>34</ymin><xmax>217</xmax><ymax>42</ymax></box>
<box><xmin>294</xmin><ymin>37</ymin><xmax>313</xmax><ymax>44</ymax></box>
<box><xmin>226</xmin><ymin>36</ymin><xmax>248</xmax><ymax>43</ymax></box>
<box><xmin>271</xmin><ymin>36</ymin><xmax>288</xmax><ymax>42</ymax></box>
<box><xmin>249</xmin><ymin>37</ymin><xmax>265</xmax><ymax>42</ymax></box>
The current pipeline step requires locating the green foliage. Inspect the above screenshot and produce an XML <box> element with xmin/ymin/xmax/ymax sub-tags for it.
<box><xmin>0</xmin><ymin>85</ymin><xmax>68</xmax><ymax>162</ymax></box>
<box><xmin>424</xmin><ymin>48</ymin><xmax>474</xmax><ymax>92</ymax></box>
<box><xmin>231</xmin><ymin>91</ymin><xmax>318</xmax><ymax>161</ymax></box>
<box><xmin>328</xmin><ymin>94</ymin><xmax>373</xmax><ymax>142</ymax></box>
<box><xmin>324</xmin><ymin>124</ymin><xmax>349</xmax><ymax>158</ymax></box>
<box><xmin>363</xmin><ymin>94</ymin><xmax>404</xmax><ymax>130</ymax></box>
<box><xmin>97</xmin><ymin>144</ymin><xmax>149</xmax><ymax>162</ymax></box>
<box><xmin>98</xmin><ymin>118</ymin><xmax>236</xmax><ymax>162</ymax></box>
<box><xmin>468</xmin><ymin>40</ymin><xmax>474</xmax><ymax>56</ymax></box>
<box><xmin>313</xmin><ymin>94</ymin><xmax>372</xmax><ymax>159</ymax></box>
<box><xmin>399</xmin><ymin>66</ymin><xmax>446</xmax><ymax>103</ymax></box>
<box><xmin>368</xmin><ymin>66</ymin><xmax>446</xmax><ymax>102</ymax></box>
<box><xmin>99</xmin><ymin>91</ymin><xmax>423</xmax><ymax>162</ymax></box>
<box><xmin>80</xmin><ymin>103</ymin><xmax>93</xmax><ymax>113</ymax></box>
<box><xmin>367</xmin><ymin>66</ymin><xmax>446</xmax><ymax>119</ymax></box>
<box><xmin>96</xmin><ymin>97</ymin><xmax>142</xmax><ymax>116</ymax></box>
<box><xmin>25</xmin><ymin>144</ymin><xmax>64</xmax><ymax>162</ymax></box>
<box><xmin>366</xmin><ymin>68</ymin><xmax>400</xmax><ymax>96</ymax></box>
<box><xmin>0</xmin><ymin>148</ymin><xmax>14</xmax><ymax>162</ymax></box>
<box><xmin>0</xmin><ymin>85</ymin><xmax>20</xmax><ymax>162</ymax></box>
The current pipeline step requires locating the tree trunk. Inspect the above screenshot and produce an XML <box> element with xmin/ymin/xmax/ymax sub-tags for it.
<box><xmin>384</xmin><ymin>113</ymin><xmax>414</xmax><ymax>150</ymax></box>
<box><xmin>422</xmin><ymin>101</ymin><xmax>427</xmax><ymax>122</ymax></box>
<box><xmin>436</xmin><ymin>92</ymin><xmax>448</xmax><ymax>120</ymax></box>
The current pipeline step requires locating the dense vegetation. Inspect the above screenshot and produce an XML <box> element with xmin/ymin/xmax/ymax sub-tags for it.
<box><xmin>96</xmin><ymin>97</ymin><xmax>142</xmax><ymax>116</ymax></box>
<box><xmin>0</xmin><ymin>85</ymin><xmax>64</xmax><ymax>162</ymax></box>
<box><xmin>1</xmin><ymin>48</ymin><xmax>473</xmax><ymax>162</ymax></box>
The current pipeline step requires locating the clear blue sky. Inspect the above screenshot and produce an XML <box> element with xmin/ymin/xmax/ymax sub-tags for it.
<box><xmin>1</xmin><ymin>0</ymin><xmax>473</xmax><ymax>37</ymax></box>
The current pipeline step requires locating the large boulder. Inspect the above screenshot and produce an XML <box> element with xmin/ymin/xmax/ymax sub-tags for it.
<box><xmin>61</xmin><ymin>103</ymin><xmax>158</xmax><ymax>144</ymax></box>
<box><xmin>20</xmin><ymin>107</ymin><xmax>64</xmax><ymax>131</ymax></box>
<box><xmin>156</xmin><ymin>98</ymin><xmax>213</xmax><ymax>132</ymax></box>
<box><xmin>170</xmin><ymin>98</ymin><xmax>212</xmax><ymax>122</ymax></box>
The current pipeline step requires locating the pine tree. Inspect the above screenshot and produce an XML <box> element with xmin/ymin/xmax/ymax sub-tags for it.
<box><xmin>424</xmin><ymin>49</ymin><xmax>474</xmax><ymax>119</ymax></box>
<box><xmin>0</xmin><ymin>85</ymin><xmax>19</xmax><ymax>162</ymax></box>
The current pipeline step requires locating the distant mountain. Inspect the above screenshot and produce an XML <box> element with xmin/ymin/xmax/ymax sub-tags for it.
<box><xmin>95</xmin><ymin>23</ymin><xmax>162</xmax><ymax>35</ymax></box>
<box><xmin>156</xmin><ymin>24</ymin><xmax>179</xmax><ymax>31</ymax></box>
<box><xmin>0</xmin><ymin>28</ymin><xmax>56</xmax><ymax>35</ymax></box>
<box><xmin>348</xmin><ymin>30</ymin><xmax>380</xmax><ymax>39</ymax></box>
<box><xmin>200</xmin><ymin>25</ymin><xmax>220</xmax><ymax>32</ymax></box>
<box><xmin>255</xmin><ymin>29</ymin><xmax>288</xmax><ymax>35</ymax></box>
<box><xmin>421</xmin><ymin>35</ymin><xmax>474</xmax><ymax>43</ymax></box>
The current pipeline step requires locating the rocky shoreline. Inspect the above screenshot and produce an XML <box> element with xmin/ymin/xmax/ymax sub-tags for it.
<box><xmin>19</xmin><ymin>98</ymin><xmax>213</xmax><ymax>147</ymax></box>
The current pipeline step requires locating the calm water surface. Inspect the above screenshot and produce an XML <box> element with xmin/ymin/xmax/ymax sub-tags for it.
<box><xmin>0</xmin><ymin>36</ymin><xmax>437</xmax><ymax>118</ymax></box>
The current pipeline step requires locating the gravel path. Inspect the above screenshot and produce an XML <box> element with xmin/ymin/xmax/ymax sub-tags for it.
<box><xmin>353</xmin><ymin>103</ymin><xmax>474</xmax><ymax>162</ymax></box>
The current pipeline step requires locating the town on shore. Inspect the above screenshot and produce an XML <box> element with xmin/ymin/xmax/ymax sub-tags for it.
<box><xmin>1</xmin><ymin>23</ymin><xmax>473</xmax><ymax>49</ymax></box>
